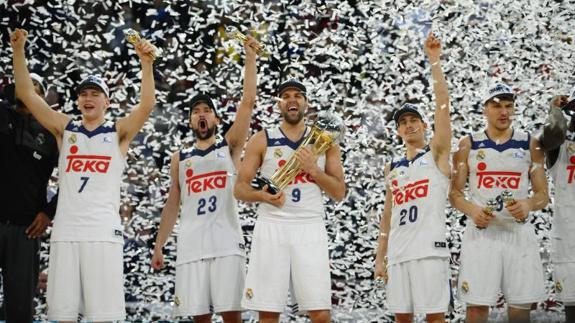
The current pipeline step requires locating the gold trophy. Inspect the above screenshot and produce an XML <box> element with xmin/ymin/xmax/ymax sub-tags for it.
<box><xmin>477</xmin><ymin>198</ymin><xmax>498</xmax><ymax>230</ymax></box>
<box><xmin>225</xmin><ymin>26</ymin><xmax>270</xmax><ymax>57</ymax></box>
<box><xmin>257</xmin><ymin>111</ymin><xmax>345</xmax><ymax>194</ymax></box>
<box><xmin>501</xmin><ymin>190</ymin><xmax>526</xmax><ymax>223</ymax></box>
<box><xmin>124</xmin><ymin>29</ymin><xmax>162</xmax><ymax>60</ymax></box>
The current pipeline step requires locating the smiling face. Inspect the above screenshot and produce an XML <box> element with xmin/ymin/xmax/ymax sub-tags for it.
<box><xmin>278</xmin><ymin>88</ymin><xmax>307</xmax><ymax>125</ymax></box>
<box><xmin>189</xmin><ymin>102</ymin><xmax>219</xmax><ymax>140</ymax></box>
<box><xmin>77</xmin><ymin>87</ymin><xmax>110</xmax><ymax>122</ymax></box>
<box><xmin>484</xmin><ymin>98</ymin><xmax>515</xmax><ymax>131</ymax></box>
<box><xmin>397</xmin><ymin>113</ymin><xmax>427</xmax><ymax>145</ymax></box>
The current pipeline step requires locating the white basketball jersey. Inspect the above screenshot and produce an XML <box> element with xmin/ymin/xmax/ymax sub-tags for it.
<box><xmin>387</xmin><ymin>146</ymin><xmax>450</xmax><ymax>265</ymax></box>
<box><xmin>258</xmin><ymin>127</ymin><xmax>326</xmax><ymax>221</ymax></box>
<box><xmin>177</xmin><ymin>140</ymin><xmax>244</xmax><ymax>264</ymax></box>
<box><xmin>549</xmin><ymin>131</ymin><xmax>575</xmax><ymax>262</ymax></box>
<box><xmin>51</xmin><ymin>120</ymin><xmax>124</xmax><ymax>243</ymax></box>
<box><xmin>467</xmin><ymin>130</ymin><xmax>531</xmax><ymax>230</ymax></box>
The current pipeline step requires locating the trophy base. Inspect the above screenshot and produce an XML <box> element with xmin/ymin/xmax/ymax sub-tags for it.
<box><xmin>255</xmin><ymin>177</ymin><xmax>280</xmax><ymax>195</ymax></box>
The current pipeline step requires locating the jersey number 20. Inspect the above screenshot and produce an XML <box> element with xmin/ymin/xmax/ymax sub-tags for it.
<box><xmin>399</xmin><ymin>205</ymin><xmax>418</xmax><ymax>226</ymax></box>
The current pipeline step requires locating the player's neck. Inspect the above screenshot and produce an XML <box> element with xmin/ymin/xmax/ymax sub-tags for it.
<box><xmin>485</xmin><ymin>126</ymin><xmax>513</xmax><ymax>143</ymax></box>
<box><xmin>280</xmin><ymin>120</ymin><xmax>306</xmax><ymax>141</ymax></box>
<box><xmin>195</xmin><ymin>136</ymin><xmax>216</xmax><ymax>150</ymax></box>
<box><xmin>82</xmin><ymin>116</ymin><xmax>106</xmax><ymax>131</ymax></box>
<box><xmin>405</xmin><ymin>141</ymin><xmax>426</xmax><ymax>160</ymax></box>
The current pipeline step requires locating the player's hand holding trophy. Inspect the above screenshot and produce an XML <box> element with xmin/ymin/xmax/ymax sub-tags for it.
<box><xmin>258</xmin><ymin>111</ymin><xmax>346</xmax><ymax>194</ymax></box>
<box><xmin>124</xmin><ymin>29</ymin><xmax>162</xmax><ymax>60</ymax></box>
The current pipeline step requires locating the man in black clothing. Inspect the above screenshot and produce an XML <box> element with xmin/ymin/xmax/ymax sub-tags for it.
<box><xmin>0</xmin><ymin>73</ymin><xmax>58</xmax><ymax>322</ymax></box>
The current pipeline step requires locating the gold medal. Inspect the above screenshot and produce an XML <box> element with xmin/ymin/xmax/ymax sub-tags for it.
<box><xmin>556</xmin><ymin>281</ymin><xmax>563</xmax><ymax>293</ymax></box>
<box><xmin>174</xmin><ymin>296</ymin><xmax>181</xmax><ymax>306</ymax></box>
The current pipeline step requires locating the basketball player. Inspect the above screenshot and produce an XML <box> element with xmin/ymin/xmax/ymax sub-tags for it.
<box><xmin>11</xmin><ymin>28</ymin><xmax>156</xmax><ymax>321</ymax></box>
<box><xmin>374</xmin><ymin>33</ymin><xmax>450</xmax><ymax>323</ymax></box>
<box><xmin>449</xmin><ymin>82</ymin><xmax>549</xmax><ymax>323</ymax></box>
<box><xmin>233</xmin><ymin>79</ymin><xmax>345</xmax><ymax>323</ymax></box>
<box><xmin>539</xmin><ymin>90</ymin><xmax>575</xmax><ymax>323</ymax></box>
<box><xmin>150</xmin><ymin>35</ymin><xmax>259</xmax><ymax>323</ymax></box>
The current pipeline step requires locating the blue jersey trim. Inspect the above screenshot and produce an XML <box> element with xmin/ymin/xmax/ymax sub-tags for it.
<box><xmin>391</xmin><ymin>145</ymin><xmax>431</xmax><ymax>170</ymax></box>
<box><xmin>180</xmin><ymin>139</ymin><xmax>228</xmax><ymax>160</ymax></box>
<box><xmin>65</xmin><ymin>120</ymin><xmax>116</xmax><ymax>138</ymax></box>
<box><xmin>267</xmin><ymin>127</ymin><xmax>308</xmax><ymax>150</ymax></box>
<box><xmin>471</xmin><ymin>130</ymin><xmax>529</xmax><ymax>152</ymax></box>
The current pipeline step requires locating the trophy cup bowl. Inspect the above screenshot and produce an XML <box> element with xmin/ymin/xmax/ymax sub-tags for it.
<box><xmin>225</xmin><ymin>26</ymin><xmax>269</xmax><ymax>57</ymax></box>
<box><xmin>258</xmin><ymin>111</ymin><xmax>345</xmax><ymax>194</ymax></box>
<box><xmin>124</xmin><ymin>29</ymin><xmax>162</xmax><ymax>60</ymax></box>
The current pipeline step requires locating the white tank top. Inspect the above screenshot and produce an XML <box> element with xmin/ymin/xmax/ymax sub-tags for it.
<box><xmin>257</xmin><ymin>127</ymin><xmax>326</xmax><ymax>221</ymax></box>
<box><xmin>51</xmin><ymin>120</ymin><xmax>124</xmax><ymax>243</ymax></box>
<box><xmin>467</xmin><ymin>130</ymin><xmax>531</xmax><ymax>231</ymax></box>
<box><xmin>177</xmin><ymin>140</ymin><xmax>244</xmax><ymax>264</ymax></box>
<box><xmin>549</xmin><ymin>131</ymin><xmax>575</xmax><ymax>262</ymax></box>
<box><xmin>387</xmin><ymin>146</ymin><xmax>450</xmax><ymax>265</ymax></box>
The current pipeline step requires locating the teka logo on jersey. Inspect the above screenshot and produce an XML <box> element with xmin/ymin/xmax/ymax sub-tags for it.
<box><xmin>65</xmin><ymin>145</ymin><xmax>111</xmax><ymax>173</ymax></box>
<box><xmin>392</xmin><ymin>179</ymin><xmax>429</xmax><ymax>206</ymax></box>
<box><xmin>277</xmin><ymin>159</ymin><xmax>317</xmax><ymax>185</ymax></box>
<box><xmin>185</xmin><ymin>169</ymin><xmax>227</xmax><ymax>194</ymax></box>
<box><xmin>567</xmin><ymin>156</ymin><xmax>575</xmax><ymax>184</ymax></box>
<box><xmin>476</xmin><ymin>162</ymin><xmax>521</xmax><ymax>189</ymax></box>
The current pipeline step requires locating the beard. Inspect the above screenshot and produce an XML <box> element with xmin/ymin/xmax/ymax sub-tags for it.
<box><xmin>282</xmin><ymin>109</ymin><xmax>305</xmax><ymax>125</ymax></box>
<box><xmin>192</xmin><ymin>125</ymin><xmax>217</xmax><ymax>140</ymax></box>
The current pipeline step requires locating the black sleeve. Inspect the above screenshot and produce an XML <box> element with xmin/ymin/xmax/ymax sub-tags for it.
<box><xmin>43</xmin><ymin>191</ymin><xmax>58</xmax><ymax>220</ymax></box>
<box><xmin>540</xmin><ymin>107</ymin><xmax>567</xmax><ymax>168</ymax></box>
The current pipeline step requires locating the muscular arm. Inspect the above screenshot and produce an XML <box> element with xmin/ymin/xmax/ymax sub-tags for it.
<box><xmin>527</xmin><ymin>138</ymin><xmax>549</xmax><ymax>212</ymax></box>
<box><xmin>233</xmin><ymin>131</ymin><xmax>266</xmax><ymax>203</ymax></box>
<box><xmin>374</xmin><ymin>164</ymin><xmax>392</xmax><ymax>279</ymax></box>
<box><xmin>153</xmin><ymin>152</ymin><xmax>181</xmax><ymax>251</ymax></box>
<box><xmin>425</xmin><ymin>35</ymin><xmax>451</xmax><ymax>176</ymax></box>
<box><xmin>448</xmin><ymin>136</ymin><xmax>476</xmax><ymax>215</ymax></box>
<box><xmin>306</xmin><ymin>145</ymin><xmax>346</xmax><ymax>201</ymax></box>
<box><xmin>11</xmin><ymin>29</ymin><xmax>69</xmax><ymax>139</ymax></box>
<box><xmin>225</xmin><ymin>37</ymin><xmax>257</xmax><ymax>165</ymax></box>
<box><xmin>117</xmin><ymin>41</ymin><xmax>156</xmax><ymax>154</ymax></box>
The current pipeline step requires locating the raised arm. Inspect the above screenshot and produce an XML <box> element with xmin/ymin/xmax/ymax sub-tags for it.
<box><xmin>225</xmin><ymin>36</ymin><xmax>258</xmax><ymax>164</ymax></box>
<box><xmin>233</xmin><ymin>131</ymin><xmax>285</xmax><ymax>207</ymax></box>
<box><xmin>295</xmin><ymin>145</ymin><xmax>346</xmax><ymax>201</ymax></box>
<box><xmin>117</xmin><ymin>39</ymin><xmax>157</xmax><ymax>154</ymax></box>
<box><xmin>11</xmin><ymin>29</ymin><xmax>69</xmax><ymax>138</ymax></box>
<box><xmin>151</xmin><ymin>152</ymin><xmax>181</xmax><ymax>270</ymax></box>
<box><xmin>425</xmin><ymin>33</ymin><xmax>451</xmax><ymax>175</ymax></box>
<box><xmin>540</xmin><ymin>95</ymin><xmax>568</xmax><ymax>168</ymax></box>
<box><xmin>374</xmin><ymin>164</ymin><xmax>392</xmax><ymax>281</ymax></box>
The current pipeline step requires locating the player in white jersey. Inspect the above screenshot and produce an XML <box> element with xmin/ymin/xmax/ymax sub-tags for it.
<box><xmin>11</xmin><ymin>28</ymin><xmax>156</xmax><ymax>321</ymax></box>
<box><xmin>539</xmin><ymin>88</ymin><xmax>575</xmax><ymax>322</ymax></box>
<box><xmin>233</xmin><ymin>79</ymin><xmax>345</xmax><ymax>323</ymax></box>
<box><xmin>449</xmin><ymin>82</ymin><xmax>549</xmax><ymax>323</ymax></box>
<box><xmin>150</xmin><ymin>36</ymin><xmax>258</xmax><ymax>323</ymax></box>
<box><xmin>374</xmin><ymin>33</ymin><xmax>451</xmax><ymax>323</ymax></box>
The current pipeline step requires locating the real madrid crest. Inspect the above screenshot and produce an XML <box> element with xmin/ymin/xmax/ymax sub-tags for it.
<box><xmin>274</xmin><ymin>148</ymin><xmax>283</xmax><ymax>159</ymax></box>
<box><xmin>567</xmin><ymin>143</ymin><xmax>575</xmax><ymax>155</ymax></box>
<box><xmin>174</xmin><ymin>296</ymin><xmax>181</xmax><ymax>306</ymax></box>
<box><xmin>68</xmin><ymin>134</ymin><xmax>77</xmax><ymax>144</ymax></box>
<box><xmin>185</xmin><ymin>160</ymin><xmax>192</xmax><ymax>168</ymax></box>
<box><xmin>476</xmin><ymin>150</ymin><xmax>485</xmax><ymax>161</ymax></box>
<box><xmin>245</xmin><ymin>288</ymin><xmax>254</xmax><ymax>300</ymax></box>
<box><xmin>461</xmin><ymin>281</ymin><xmax>469</xmax><ymax>294</ymax></box>
<box><xmin>556</xmin><ymin>281</ymin><xmax>563</xmax><ymax>293</ymax></box>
